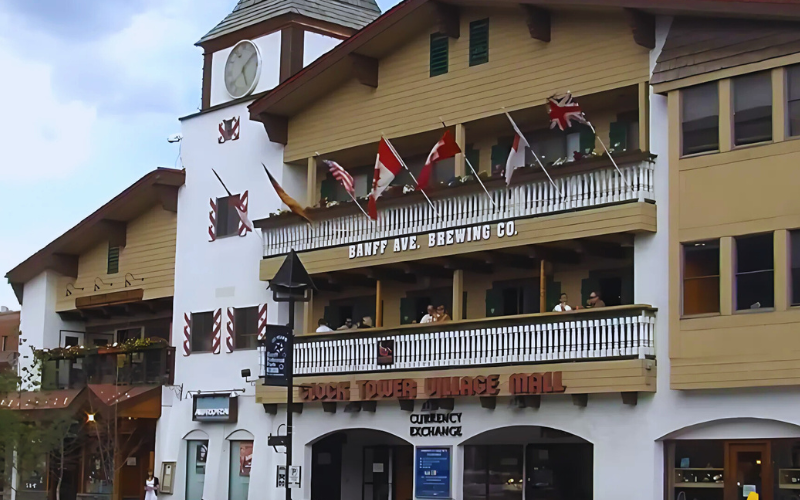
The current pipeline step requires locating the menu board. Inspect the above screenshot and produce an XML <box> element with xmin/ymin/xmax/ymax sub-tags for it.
<box><xmin>415</xmin><ymin>447</ymin><xmax>451</xmax><ymax>498</ymax></box>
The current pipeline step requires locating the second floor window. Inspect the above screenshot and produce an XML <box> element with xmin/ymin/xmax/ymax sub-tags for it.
<box><xmin>736</xmin><ymin>233</ymin><xmax>774</xmax><ymax>310</ymax></box>
<box><xmin>788</xmin><ymin>65</ymin><xmax>800</xmax><ymax>137</ymax></box>
<box><xmin>682</xmin><ymin>82</ymin><xmax>719</xmax><ymax>156</ymax></box>
<box><xmin>682</xmin><ymin>241</ymin><xmax>720</xmax><ymax>315</ymax></box>
<box><xmin>216</xmin><ymin>194</ymin><xmax>241</xmax><ymax>238</ymax></box>
<box><xmin>430</xmin><ymin>33</ymin><xmax>449</xmax><ymax>77</ymax></box>
<box><xmin>791</xmin><ymin>230</ymin><xmax>800</xmax><ymax>305</ymax></box>
<box><xmin>733</xmin><ymin>72</ymin><xmax>772</xmax><ymax>146</ymax></box>
<box><xmin>234</xmin><ymin>306</ymin><xmax>259</xmax><ymax>350</ymax></box>
<box><xmin>191</xmin><ymin>311</ymin><xmax>214</xmax><ymax>353</ymax></box>
<box><xmin>469</xmin><ymin>19</ymin><xmax>489</xmax><ymax>66</ymax></box>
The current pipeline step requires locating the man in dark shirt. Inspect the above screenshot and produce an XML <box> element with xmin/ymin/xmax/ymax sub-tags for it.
<box><xmin>587</xmin><ymin>291</ymin><xmax>606</xmax><ymax>308</ymax></box>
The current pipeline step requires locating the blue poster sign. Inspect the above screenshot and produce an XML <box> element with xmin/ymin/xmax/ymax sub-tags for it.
<box><xmin>415</xmin><ymin>447</ymin><xmax>451</xmax><ymax>498</ymax></box>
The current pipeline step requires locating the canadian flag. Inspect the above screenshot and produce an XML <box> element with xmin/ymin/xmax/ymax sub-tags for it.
<box><xmin>418</xmin><ymin>130</ymin><xmax>461</xmax><ymax>191</ymax></box>
<box><xmin>505</xmin><ymin>115</ymin><xmax>530</xmax><ymax>185</ymax></box>
<box><xmin>368</xmin><ymin>138</ymin><xmax>404</xmax><ymax>219</ymax></box>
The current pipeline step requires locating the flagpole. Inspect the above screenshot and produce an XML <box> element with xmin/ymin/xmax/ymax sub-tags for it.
<box><xmin>212</xmin><ymin>168</ymin><xmax>233</xmax><ymax>196</ymax></box>
<box><xmin>503</xmin><ymin>110</ymin><xmax>563</xmax><ymax>198</ymax></box>
<box><xmin>381</xmin><ymin>134</ymin><xmax>443</xmax><ymax>220</ymax></box>
<box><xmin>583</xmin><ymin>121</ymin><xmax>632</xmax><ymax>188</ymax></box>
<box><xmin>212</xmin><ymin>168</ymin><xmax>260</xmax><ymax>240</ymax></box>
<box><xmin>439</xmin><ymin>119</ymin><xmax>497</xmax><ymax>209</ymax></box>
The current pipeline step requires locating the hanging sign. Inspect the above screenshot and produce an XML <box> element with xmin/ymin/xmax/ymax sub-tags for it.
<box><xmin>377</xmin><ymin>339</ymin><xmax>395</xmax><ymax>366</ymax></box>
<box><xmin>264</xmin><ymin>325</ymin><xmax>292</xmax><ymax>387</ymax></box>
<box><xmin>276</xmin><ymin>465</ymin><xmax>287</xmax><ymax>488</ymax></box>
<box><xmin>193</xmin><ymin>394</ymin><xmax>238</xmax><ymax>423</ymax></box>
<box><xmin>348</xmin><ymin>222</ymin><xmax>517</xmax><ymax>260</ymax></box>
<box><xmin>415</xmin><ymin>448</ymin><xmax>451</xmax><ymax>498</ymax></box>
<box><xmin>288</xmin><ymin>466</ymin><xmax>302</xmax><ymax>488</ymax></box>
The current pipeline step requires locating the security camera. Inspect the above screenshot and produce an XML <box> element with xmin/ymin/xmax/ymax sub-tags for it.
<box><xmin>167</xmin><ymin>133</ymin><xmax>183</xmax><ymax>143</ymax></box>
<box><xmin>241</xmin><ymin>368</ymin><xmax>251</xmax><ymax>378</ymax></box>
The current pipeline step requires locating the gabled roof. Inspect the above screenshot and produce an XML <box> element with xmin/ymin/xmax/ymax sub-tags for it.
<box><xmin>5</xmin><ymin>168</ymin><xmax>185</xmax><ymax>304</ymax></box>
<box><xmin>197</xmin><ymin>0</ymin><xmax>381</xmax><ymax>46</ymax></box>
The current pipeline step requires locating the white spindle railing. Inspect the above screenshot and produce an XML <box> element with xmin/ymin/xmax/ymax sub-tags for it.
<box><xmin>262</xmin><ymin>161</ymin><xmax>655</xmax><ymax>257</ymax></box>
<box><xmin>283</xmin><ymin>307</ymin><xmax>655</xmax><ymax>376</ymax></box>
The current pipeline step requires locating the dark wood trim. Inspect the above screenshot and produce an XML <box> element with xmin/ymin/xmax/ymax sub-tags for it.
<box><xmin>344</xmin><ymin>401</ymin><xmax>362</xmax><ymax>412</ymax></box>
<box><xmin>621</xmin><ymin>392</ymin><xmax>638</xmax><ymax>405</ymax></box>
<box><xmin>486</xmin><ymin>251</ymin><xmax>537</xmax><ymax>270</ymax></box>
<box><xmin>362</xmin><ymin>400</ymin><xmax>377</xmax><ymax>412</ymax></box>
<box><xmin>259</xmin><ymin>113</ymin><xmax>289</xmax><ymax>145</ymax></box>
<box><xmin>201</xmin><ymin>51</ymin><xmax>212</xmax><ymax>110</ymax></box>
<box><xmin>399</xmin><ymin>399</ymin><xmax>414</xmax><ymax>411</ymax></box>
<box><xmin>350</xmin><ymin>54</ymin><xmax>379</xmax><ymax>88</ymax></box>
<box><xmin>624</xmin><ymin>9</ymin><xmax>655</xmax><ymax>49</ymax></box>
<box><xmin>47</xmin><ymin>254</ymin><xmax>79</xmax><ymax>278</ymax></box>
<box><xmin>434</xmin><ymin>1</ymin><xmax>460</xmax><ymax>38</ymax></box>
<box><xmin>525</xmin><ymin>395</ymin><xmax>541</xmax><ymax>409</ymax></box>
<box><xmin>322</xmin><ymin>402</ymin><xmax>337</xmax><ymax>413</ymax></box>
<box><xmin>528</xmin><ymin>245</ymin><xmax>581</xmax><ymax>265</ymax></box>
<box><xmin>522</xmin><ymin>5</ymin><xmax>550</xmax><ymax>42</ymax></box>
<box><xmin>572</xmin><ymin>394</ymin><xmax>588</xmax><ymax>407</ymax></box>
<box><xmin>580</xmin><ymin>240</ymin><xmax>628</xmax><ymax>259</ymax></box>
<box><xmin>438</xmin><ymin>398</ymin><xmax>455</xmax><ymax>411</ymax></box>
<box><xmin>366</xmin><ymin>268</ymin><xmax>416</xmax><ymax>284</ymax></box>
<box><xmin>724</xmin><ymin>441</ymin><xmax>772</xmax><ymax>500</ymax></box>
<box><xmin>479</xmin><ymin>396</ymin><xmax>496</xmax><ymax>409</ymax></box>
<box><xmin>401</xmin><ymin>262</ymin><xmax>454</xmax><ymax>280</ymax></box>
<box><xmin>443</xmin><ymin>256</ymin><xmax>493</xmax><ymax>274</ymax></box>
<box><xmin>291</xmin><ymin>403</ymin><xmax>304</xmax><ymax>414</ymax></box>
<box><xmin>76</xmin><ymin>289</ymin><xmax>144</xmax><ymax>309</ymax></box>
<box><xmin>280</xmin><ymin>25</ymin><xmax>305</xmax><ymax>83</ymax></box>
<box><xmin>154</xmin><ymin>185</ymin><xmax>179</xmax><ymax>213</ymax></box>
<box><xmin>327</xmin><ymin>272</ymin><xmax>376</xmax><ymax>288</ymax></box>
<box><xmin>100</xmin><ymin>220</ymin><xmax>127</xmax><ymax>248</ymax></box>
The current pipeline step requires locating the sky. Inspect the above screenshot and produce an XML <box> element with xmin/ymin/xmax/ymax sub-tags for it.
<box><xmin>0</xmin><ymin>0</ymin><xmax>401</xmax><ymax>309</ymax></box>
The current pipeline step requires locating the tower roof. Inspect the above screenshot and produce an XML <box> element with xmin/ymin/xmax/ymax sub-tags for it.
<box><xmin>197</xmin><ymin>0</ymin><xmax>381</xmax><ymax>46</ymax></box>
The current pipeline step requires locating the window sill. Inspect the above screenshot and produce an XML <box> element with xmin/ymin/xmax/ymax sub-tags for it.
<box><xmin>734</xmin><ymin>307</ymin><xmax>775</xmax><ymax>315</ymax></box>
<box><xmin>214</xmin><ymin>233</ymin><xmax>241</xmax><ymax>240</ymax></box>
<box><xmin>680</xmin><ymin>149</ymin><xmax>719</xmax><ymax>160</ymax></box>
<box><xmin>680</xmin><ymin>312</ymin><xmax>721</xmax><ymax>320</ymax></box>
<box><xmin>731</xmin><ymin>139</ymin><xmax>774</xmax><ymax>151</ymax></box>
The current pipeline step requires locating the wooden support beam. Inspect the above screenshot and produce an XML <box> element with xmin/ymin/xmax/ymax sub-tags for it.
<box><xmin>259</xmin><ymin>113</ymin><xmax>288</xmax><ymax>145</ymax></box>
<box><xmin>327</xmin><ymin>272</ymin><xmax>375</xmax><ymax>288</ymax></box>
<box><xmin>522</xmin><ymin>5</ymin><xmax>550</xmax><ymax>42</ymax></box>
<box><xmin>344</xmin><ymin>402</ymin><xmax>362</xmax><ymax>413</ymax></box>
<box><xmin>100</xmin><ymin>220</ymin><xmax>127</xmax><ymax>248</ymax></box>
<box><xmin>479</xmin><ymin>397</ymin><xmax>496</xmax><ymax>410</ymax></box>
<box><xmin>439</xmin><ymin>398</ymin><xmax>455</xmax><ymax>411</ymax></box>
<box><xmin>362</xmin><ymin>401</ymin><xmax>377</xmax><ymax>412</ymax></box>
<box><xmin>375</xmin><ymin>280</ymin><xmax>383</xmax><ymax>328</ymax></box>
<box><xmin>621</xmin><ymin>392</ymin><xmax>638</xmax><ymax>406</ymax></box>
<box><xmin>322</xmin><ymin>402</ymin><xmax>337</xmax><ymax>413</ymax></box>
<box><xmin>525</xmin><ymin>395</ymin><xmax>541</xmax><ymax>409</ymax></box>
<box><xmin>454</xmin><ymin>123</ymin><xmax>466</xmax><ymax>177</ymax></box>
<box><xmin>401</xmin><ymin>262</ymin><xmax>453</xmax><ymax>280</ymax></box>
<box><xmin>528</xmin><ymin>245</ymin><xmax>581</xmax><ymax>265</ymax></box>
<box><xmin>433</xmin><ymin>1</ymin><xmax>460</xmax><ymax>38</ymax></box>
<box><xmin>540</xmin><ymin>259</ymin><xmax>546</xmax><ymax>313</ymax></box>
<box><xmin>452</xmin><ymin>269</ymin><xmax>463</xmax><ymax>322</ymax></box>
<box><xmin>349</xmin><ymin>54</ymin><xmax>379</xmax><ymax>88</ymax></box>
<box><xmin>444</xmin><ymin>256</ymin><xmax>492</xmax><ymax>274</ymax></box>
<box><xmin>290</xmin><ymin>403</ymin><xmax>303</xmax><ymax>414</ymax></box>
<box><xmin>580</xmin><ymin>240</ymin><xmax>628</xmax><ymax>260</ymax></box>
<box><xmin>366</xmin><ymin>268</ymin><xmax>417</xmax><ymax>284</ymax></box>
<box><xmin>399</xmin><ymin>399</ymin><xmax>414</xmax><ymax>412</ymax></box>
<box><xmin>47</xmin><ymin>253</ymin><xmax>79</xmax><ymax>278</ymax></box>
<box><xmin>263</xmin><ymin>404</ymin><xmax>278</xmax><ymax>415</ymax></box>
<box><xmin>572</xmin><ymin>394</ymin><xmax>588</xmax><ymax>407</ymax></box>
<box><xmin>154</xmin><ymin>185</ymin><xmax>178</xmax><ymax>212</ymax></box>
<box><xmin>625</xmin><ymin>9</ymin><xmax>655</xmax><ymax>49</ymax></box>
<box><xmin>304</xmin><ymin>290</ymin><xmax>315</xmax><ymax>334</ymax></box>
<box><xmin>279</xmin><ymin>25</ymin><xmax>305</xmax><ymax>83</ymax></box>
<box><xmin>307</xmin><ymin>157</ymin><xmax>318</xmax><ymax>207</ymax></box>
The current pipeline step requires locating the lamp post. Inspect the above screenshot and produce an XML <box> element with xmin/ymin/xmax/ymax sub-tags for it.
<box><xmin>267</xmin><ymin>250</ymin><xmax>315</xmax><ymax>500</ymax></box>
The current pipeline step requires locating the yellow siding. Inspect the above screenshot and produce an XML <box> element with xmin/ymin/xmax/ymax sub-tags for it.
<box><xmin>285</xmin><ymin>8</ymin><xmax>650</xmax><ymax>162</ymax></box>
<box><xmin>56</xmin><ymin>206</ymin><xmax>176</xmax><ymax>311</ymax></box>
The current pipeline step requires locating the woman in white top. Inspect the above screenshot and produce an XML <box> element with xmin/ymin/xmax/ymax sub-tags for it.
<box><xmin>144</xmin><ymin>471</ymin><xmax>158</xmax><ymax>500</ymax></box>
<box><xmin>553</xmin><ymin>293</ymin><xmax>573</xmax><ymax>312</ymax></box>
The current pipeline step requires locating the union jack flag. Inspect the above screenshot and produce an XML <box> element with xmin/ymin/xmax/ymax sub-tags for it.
<box><xmin>323</xmin><ymin>160</ymin><xmax>355</xmax><ymax>197</ymax></box>
<box><xmin>548</xmin><ymin>93</ymin><xmax>587</xmax><ymax>131</ymax></box>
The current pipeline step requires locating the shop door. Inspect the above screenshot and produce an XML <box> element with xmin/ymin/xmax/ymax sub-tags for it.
<box><xmin>393</xmin><ymin>446</ymin><xmax>414</xmax><ymax>500</ymax></box>
<box><xmin>725</xmin><ymin>442</ymin><xmax>772</xmax><ymax>500</ymax></box>
<box><xmin>186</xmin><ymin>440</ymin><xmax>208</xmax><ymax>500</ymax></box>
<box><xmin>363</xmin><ymin>446</ymin><xmax>392</xmax><ymax>500</ymax></box>
<box><xmin>311</xmin><ymin>436</ymin><xmax>343</xmax><ymax>500</ymax></box>
<box><xmin>525</xmin><ymin>444</ymin><xmax>592</xmax><ymax>500</ymax></box>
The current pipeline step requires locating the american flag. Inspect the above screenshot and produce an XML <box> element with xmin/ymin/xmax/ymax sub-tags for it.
<box><xmin>548</xmin><ymin>93</ymin><xmax>587</xmax><ymax>131</ymax></box>
<box><xmin>323</xmin><ymin>160</ymin><xmax>355</xmax><ymax>197</ymax></box>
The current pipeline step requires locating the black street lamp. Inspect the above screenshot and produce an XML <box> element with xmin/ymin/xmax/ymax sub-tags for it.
<box><xmin>268</xmin><ymin>250</ymin><xmax>315</xmax><ymax>500</ymax></box>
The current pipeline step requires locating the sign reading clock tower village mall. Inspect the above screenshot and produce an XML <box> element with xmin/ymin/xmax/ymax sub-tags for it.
<box><xmin>348</xmin><ymin>222</ymin><xmax>518</xmax><ymax>260</ymax></box>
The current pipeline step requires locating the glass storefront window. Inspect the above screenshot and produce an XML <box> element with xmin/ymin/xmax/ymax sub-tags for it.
<box><xmin>229</xmin><ymin>441</ymin><xmax>252</xmax><ymax>500</ymax></box>
<box><xmin>186</xmin><ymin>440</ymin><xmax>208</xmax><ymax>500</ymax></box>
<box><xmin>463</xmin><ymin>445</ymin><xmax>523</xmax><ymax>500</ymax></box>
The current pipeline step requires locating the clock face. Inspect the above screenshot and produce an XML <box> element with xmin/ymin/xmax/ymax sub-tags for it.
<box><xmin>224</xmin><ymin>40</ymin><xmax>261</xmax><ymax>99</ymax></box>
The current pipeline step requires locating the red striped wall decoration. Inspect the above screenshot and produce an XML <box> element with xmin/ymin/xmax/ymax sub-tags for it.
<box><xmin>258</xmin><ymin>303</ymin><xmax>267</xmax><ymax>341</ymax></box>
<box><xmin>212</xmin><ymin>308</ymin><xmax>222</xmax><ymax>354</ymax></box>
<box><xmin>238</xmin><ymin>190</ymin><xmax>251</xmax><ymax>237</ymax></box>
<box><xmin>226</xmin><ymin>307</ymin><xmax>235</xmax><ymax>353</ymax></box>
<box><xmin>208</xmin><ymin>198</ymin><xmax>217</xmax><ymax>242</ymax></box>
<box><xmin>183</xmin><ymin>313</ymin><xmax>191</xmax><ymax>356</ymax></box>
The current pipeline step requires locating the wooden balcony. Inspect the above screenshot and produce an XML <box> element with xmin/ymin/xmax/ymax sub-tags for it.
<box><xmin>257</xmin><ymin>151</ymin><xmax>655</xmax><ymax>259</ymax></box>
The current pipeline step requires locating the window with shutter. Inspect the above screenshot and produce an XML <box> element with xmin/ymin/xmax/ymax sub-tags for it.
<box><xmin>469</xmin><ymin>19</ymin><xmax>489</xmax><ymax>67</ymax></box>
<box><xmin>191</xmin><ymin>311</ymin><xmax>214</xmax><ymax>353</ymax></box>
<box><xmin>107</xmin><ymin>246</ymin><xmax>120</xmax><ymax>274</ymax></box>
<box><xmin>430</xmin><ymin>34</ymin><xmax>449</xmax><ymax>77</ymax></box>
<box><xmin>216</xmin><ymin>194</ymin><xmax>241</xmax><ymax>238</ymax></box>
<box><xmin>234</xmin><ymin>307</ymin><xmax>259</xmax><ymax>350</ymax></box>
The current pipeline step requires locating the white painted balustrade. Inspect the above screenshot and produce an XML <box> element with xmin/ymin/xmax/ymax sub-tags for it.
<box><xmin>263</xmin><ymin>161</ymin><xmax>655</xmax><ymax>257</ymax></box>
<box><xmin>285</xmin><ymin>307</ymin><xmax>655</xmax><ymax>376</ymax></box>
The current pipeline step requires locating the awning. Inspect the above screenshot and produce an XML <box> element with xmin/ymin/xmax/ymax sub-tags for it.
<box><xmin>0</xmin><ymin>388</ymin><xmax>83</xmax><ymax>411</ymax></box>
<box><xmin>88</xmin><ymin>384</ymin><xmax>162</xmax><ymax>419</ymax></box>
<box><xmin>88</xmin><ymin>384</ymin><xmax>160</xmax><ymax>406</ymax></box>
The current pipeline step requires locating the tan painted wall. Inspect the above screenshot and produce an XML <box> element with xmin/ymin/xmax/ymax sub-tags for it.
<box><xmin>56</xmin><ymin>206</ymin><xmax>177</xmax><ymax>311</ymax></box>
<box><xmin>284</xmin><ymin>8</ymin><xmax>650</xmax><ymax>162</ymax></box>
<box><xmin>668</xmin><ymin>66</ymin><xmax>800</xmax><ymax>389</ymax></box>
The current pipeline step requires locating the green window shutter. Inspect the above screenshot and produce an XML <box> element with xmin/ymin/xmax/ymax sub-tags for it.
<box><xmin>491</xmin><ymin>144</ymin><xmax>510</xmax><ymax>173</ymax></box>
<box><xmin>469</xmin><ymin>19</ymin><xmax>489</xmax><ymax>66</ymax></box>
<box><xmin>430</xmin><ymin>34</ymin><xmax>449</xmax><ymax>77</ymax></box>
<box><xmin>107</xmin><ymin>246</ymin><xmax>120</xmax><ymax>274</ymax></box>
<box><xmin>485</xmin><ymin>288</ymin><xmax>502</xmax><ymax>317</ymax></box>
<box><xmin>465</xmin><ymin>148</ymin><xmax>480</xmax><ymax>173</ymax></box>
<box><xmin>546</xmin><ymin>278</ymin><xmax>562</xmax><ymax>313</ymax></box>
<box><xmin>579</xmin><ymin>128</ymin><xmax>596</xmax><ymax>154</ymax></box>
<box><xmin>320</xmin><ymin>178</ymin><xmax>335</xmax><ymax>203</ymax></box>
<box><xmin>609</xmin><ymin>121</ymin><xmax>628</xmax><ymax>151</ymax></box>
<box><xmin>400</xmin><ymin>297</ymin><xmax>415</xmax><ymax>325</ymax></box>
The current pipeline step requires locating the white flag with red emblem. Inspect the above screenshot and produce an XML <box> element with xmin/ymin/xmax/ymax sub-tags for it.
<box><xmin>505</xmin><ymin>116</ymin><xmax>530</xmax><ymax>185</ymax></box>
<box><xmin>368</xmin><ymin>138</ymin><xmax>404</xmax><ymax>220</ymax></box>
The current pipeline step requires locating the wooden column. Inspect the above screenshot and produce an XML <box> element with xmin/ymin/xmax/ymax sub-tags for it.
<box><xmin>478</xmin><ymin>141</ymin><xmax>494</xmax><ymax>175</ymax></box>
<box><xmin>304</xmin><ymin>290</ymin><xmax>315</xmax><ymax>333</ymax></box>
<box><xmin>452</xmin><ymin>269</ymin><xmax>464</xmax><ymax>320</ymax></box>
<box><xmin>719</xmin><ymin>79</ymin><xmax>733</xmax><ymax>152</ymax></box>
<box><xmin>376</xmin><ymin>280</ymin><xmax>383</xmax><ymax>327</ymax></box>
<box><xmin>775</xmin><ymin>229</ymin><xmax>789</xmax><ymax>311</ymax></box>
<box><xmin>772</xmin><ymin>67</ymin><xmax>787</xmax><ymax>142</ymax></box>
<box><xmin>638</xmin><ymin>81</ymin><xmax>650</xmax><ymax>151</ymax></box>
<box><xmin>455</xmin><ymin>123</ymin><xmax>466</xmax><ymax>177</ymax></box>
<box><xmin>539</xmin><ymin>259</ymin><xmax>547</xmax><ymax>313</ymax></box>
<box><xmin>307</xmin><ymin>157</ymin><xmax>318</xmax><ymax>207</ymax></box>
<box><xmin>720</xmin><ymin>236</ymin><xmax>734</xmax><ymax>315</ymax></box>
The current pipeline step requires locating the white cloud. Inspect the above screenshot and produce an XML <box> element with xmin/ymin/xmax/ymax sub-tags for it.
<box><xmin>0</xmin><ymin>45</ymin><xmax>96</xmax><ymax>181</ymax></box>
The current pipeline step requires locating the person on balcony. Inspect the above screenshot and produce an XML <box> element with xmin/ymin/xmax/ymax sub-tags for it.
<box><xmin>553</xmin><ymin>293</ymin><xmax>573</xmax><ymax>312</ymax></box>
<box><xmin>420</xmin><ymin>305</ymin><xmax>436</xmax><ymax>323</ymax></box>
<box><xmin>338</xmin><ymin>318</ymin><xmax>354</xmax><ymax>330</ymax></box>
<box><xmin>587</xmin><ymin>292</ymin><xmax>606</xmax><ymax>308</ymax></box>
<box><xmin>316</xmin><ymin>319</ymin><xmax>332</xmax><ymax>332</ymax></box>
<box><xmin>436</xmin><ymin>305</ymin><xmax>452</xmax><ymax>322</ymax></box>
<box><xmin>359</xmin><ymin>316</ymin><xmax>374</xmax><ymax>329</ymax></box>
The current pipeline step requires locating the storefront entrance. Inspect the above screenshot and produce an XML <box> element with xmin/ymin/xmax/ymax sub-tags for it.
<box><xmin>310</xmin><ymin>430</ymin><xmax>413</xmax><ymax>500</ymax></box>
<box><xmin>463</xmin><ymin>426</ymin><xmax>593</xmax><ymax>500</ymax></box>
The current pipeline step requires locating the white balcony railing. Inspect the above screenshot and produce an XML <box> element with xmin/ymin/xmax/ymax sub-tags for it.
<box><xmin>258</xmin><ymin>306</ymin><xmax>655</xmax><ymax>377</ymax></box>
<box><xmin>262</xmin><ymin>156</ymin><xmax>654</xmax><ymax>258</ymax></box>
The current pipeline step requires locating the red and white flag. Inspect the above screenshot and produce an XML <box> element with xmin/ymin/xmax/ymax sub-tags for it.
<box><xmin>418</xmin><ymin>130</ymin><xmax>461</xmax><ymax>191</ymax></box>
<box><xmin>548</xmin><ymin>93</ymin><xmax>587</xmax><ymax>131</ymax></box>
<box><xmin>323</xmin><ymin>160</ymin><xmax>355</xmax><ymax>197</ymax></box>
<box><xmin>368</xmin><ymin>138</ymin><xmax>404</xmax><ymax>220</ymax></box>
<box><xmin>505</xmin><ymin>114</ymin><xmax>530</xmax><ymax>185</ymax></box>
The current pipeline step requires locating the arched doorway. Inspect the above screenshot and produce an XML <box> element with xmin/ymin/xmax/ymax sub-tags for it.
<box><xmin>461</xmin><ymin>426</ymin><xmax>593</xmax><ymax>500</ymax></box>
<box><xmin>309</xmin><ymin>429</ymin><xmax>413</xmax><ymax>500</ymax></box>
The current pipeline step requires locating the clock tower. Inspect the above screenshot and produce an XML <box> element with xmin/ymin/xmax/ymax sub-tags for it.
<box><xmin>195</xmin><ymin>0</ymin><xmax>381</xmax><ymax>109</ymax></box>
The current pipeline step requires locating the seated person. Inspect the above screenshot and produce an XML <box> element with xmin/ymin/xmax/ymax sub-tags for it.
<box><xmin>435</xmin><ymin>305</ymin><xmax>451</xmax><ymax>322</ymax></box>
<box><xmin>337</xmin><ymin>318</ymin><xmax>354</xmax><ymax>330</ymax></box>
<box><xmin>553</xmin><ymin>293</ymin><xmax>573</xmax><ymax>312</ymax></box>
<box><xmin>315</xmin><ymin>318</ymin><xmax>332</xmax><ymax>332</ymax></box>
<box><xmin>420</xmin><ymin>305</ymin><xmax>436</xmax><ymax>323</ymax></box>
<box><xmin>359</xmin><ymin>316</ymin><xmax>374</xmax><ymax>329</ymax></box>
<box><xmin>586</xmin><ymin>291</ymin><xmax>606</xmax><ymax>308</ymax></box>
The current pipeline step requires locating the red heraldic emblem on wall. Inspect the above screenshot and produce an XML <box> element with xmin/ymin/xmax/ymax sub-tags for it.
<box><xmin>257</xmin><ymin>304</ymin><xmax>267</xmax><ymax>341</ymax></box>
<box><xmin>208</xmin><ymin>198</ymin><xmax>217</xmax><ymax>242</ymax></box>
<box><xmin>225</xmin><ymin>307</ymin><xmax>235</xmax><ymax>353</ymax></box>
<box><xmin>183</xmin><ymin>313</ymin><xmax>191</xmax><ymax>357</ymax></box>
<box><xmin>237</xmin><ymin>191</ymin><xmax>251</xmax><ymax>237</ymax></box>
<box><xmin>212</xmin><ymin>308</ymin><xmax>222</xmax><ymax>355</ymax></box>
<box><xmin>218</xmin><ymin>117</ymin><xmax>240</xmax><ymax>144</ymax></box>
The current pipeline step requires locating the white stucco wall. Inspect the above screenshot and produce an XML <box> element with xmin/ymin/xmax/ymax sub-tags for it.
<box><xmin>210</xmin><ymin>32</ymin><xmax>282</xmax><ymax>108</ymax></box>
<box><xmin>303</xmin><ymin>32</ymin><xmax>341</xmax><ymax>67</ymax></box>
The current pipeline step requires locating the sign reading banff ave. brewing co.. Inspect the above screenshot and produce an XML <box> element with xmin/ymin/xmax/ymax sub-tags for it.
<box><xmin>348</xmin><ymin>222</ymin><xmax>517</xmax><ymax>260</ymax></box>
<box><xmin>298</xmin><ymin>371</ymin><xmax>566</xmax><ymax>402</ymax></box>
